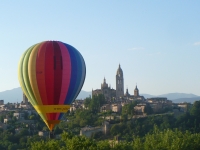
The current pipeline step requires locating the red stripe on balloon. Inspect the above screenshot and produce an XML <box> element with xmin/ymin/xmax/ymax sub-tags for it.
<box><xmin>36</xmin><ymin>42</ymin><xmax>48</xmax><ymax>105</ymax></box>
<box><xmin>53</xmin><ymin>41</ymin><xmax>63</xmax><ymax>105</ymax></box>
<box><xmin>51</xmin><ymin>41</ymin><xmax>63</xmax><ymax>120</ymax></box>
<box><xmin>45</xmin><ymin>42</ymin><xmax>55</xmax><ymax>120</ymax></box>
<box><xmin>36</xmin><ymin>42</ymin><xmax>51</xmax><ymax>119</ymax></box>
<box><xmin>55</xmin><ymin>42</ymin><xmax>71</xmax><ymax>119</ymax></box>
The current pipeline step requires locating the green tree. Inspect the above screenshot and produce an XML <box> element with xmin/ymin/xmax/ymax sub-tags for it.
<box><xmin>8</xmin><ymin>144</ymin><xmax>18</xmax><ymax>150</ymax></box>
<box><xmin>29</xmin><ymin>115</ymin><xmax>36</xmax><ymax>120</ymax></box>
<box><xmin>30</xmin><ymin>140</ymin><xmax>60</xmax><ymax>150</ymax></box>
<box><xmin>84</xmin><ymin>97</ymin><xmax>91</xmax><ymax>109</ymax></box>
<box><xmin>18</xmin><ymin>128</ymin><xmax>30</xmax><ymax>136</ymax></box>
<box><xmin>122</xmin><ymin>101</ymin><xmax>137</xmax><ymax>118</ymax></box>
<box><xmin>190</xmin><ymin>101</ymin><xmax>200</xmax><ymax>117</ymax></box>
<box><xmin>96</xmin><ymin>141</ymin><xmax>111</xmax><ymax>150</ymax></box>
<box><xmin>121</xmin><ymin>114</ymin><xmax>128</xmax><ymax>122</ymax></box>
<box><xmin>110</xmin><ymin>124</ymin><xmax>120</xmax><ymax>136</ymax></box>
<box><xmin>144</xmin><ymin>104</ymin><xmax>153</xmax><ymax>115</ymax></box>
<box><xmin>0</xmin><ymin>116</ymin><xmax>4</xmax><ymax>123</ymax></box>
<box><xmin>84</xmin><ymin>94</ymin><xmax>106</xmax><ymax>113</ymax></box>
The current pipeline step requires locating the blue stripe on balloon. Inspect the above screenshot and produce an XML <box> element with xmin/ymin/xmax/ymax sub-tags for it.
<box><xmin>67</xmin><ymin>45</ymin><xmax>82</xmax><ymax>104</ymax></box>
<box><xmin>71</xmin><ymin>51</ymin><xmax>86</xmax><ymax>102</ymax></box>
<box><xmin>69</xmin><ymin>50</ymin><xmax>83</xmax><ymax>103</ymax></box>
<box><xmin>63</xmin><ymin>43</ymin><xmax>78</xmax><ymax>105</ymax></box>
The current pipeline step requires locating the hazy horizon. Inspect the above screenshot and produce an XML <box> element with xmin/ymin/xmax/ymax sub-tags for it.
<box><xmin>1</xmin><ymin>86</ymin><xmax>200</xmax><ymax>97</ymax></box>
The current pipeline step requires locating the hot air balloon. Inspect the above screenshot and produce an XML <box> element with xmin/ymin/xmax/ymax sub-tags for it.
<box><xmin>18</xmin><ymin>41</ymin><xmax>86</xmax><ymax>133</ymax></box>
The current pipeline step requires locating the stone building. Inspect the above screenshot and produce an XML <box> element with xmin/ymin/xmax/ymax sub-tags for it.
<box><xmin>92</xmin><ymin>78</ymin><xmax>116</xmax><ymax>100</ymax></box>
<box><xmin>134</xmin><ymin>85</ymin><xmax>139</xmax><ymax>97</ymax></box>
<box><xmin>92</xmin><ymin>65</ymin><xmax>124</xmax><ymax>100</ymax></box>
<box><xmin>111</xmin><ymin>104</ymin><xmax>122</xmax><ymax>113</ymax></box>
<box><xmin>176</xmin><ymin>102</ymin><xmax>192</xmax><ymax>112</ymax></box>
<box><xmin>124</xmin><ymin>86</ymin><xmax>145</xmax><ymax>101</ymax></box>
<box><xmin>92</xmin><ymin>64</ymin><xmax>145</xmax><ymax>101</ymax></box>
<box><xmin>23</xmin><ymin>93</ymin><xmax>28</xmax><ymax>104</ymax></box>
<box><xmin>147</xmin><ymin>97</ymin><xmax>172</xmax><ymax>113</ymax></box>
<box><xmin>100</xmin><ymin>104</ymin><xmax>112</xmax><ymax>112</ymax></box>
<box><xmin>38</xmin><ymin>131</ymin><xmax>48</xmax><ymax>137</ymax></box>
<box><xmin>0</xmin><ymin>100</ymin><xmax>4</xmax><ymax>105</ymax></box>
<box><xmin>80</xmin><ymin>121</ymin><xmax>110</xmax><ymax>138</ymax></box>
<box><xmin>80</xmin><ymin>126</ymin><xmax>102</xmax><ymax>138</ymax></box>
<box><xmin>13</xmin><ymin>112</ymin><xmax>25</xmax><ymax>120</ymax></box>
<box><xmin>116</xmin><ymin>64</ymin><xmax>124</xmax><ymax>98</ymax></box>
<box><xmin>124</xmin><ymin>88</ymin><xmax>130</xmax><ymax>97</ymax></box>
<box><xmin>4</xmin><ymin>118</ymin><xmax>11</xmax><ymax>124</ymax></box>
<box><xmin>134</xmin><ymin>103</ymin><xmax>146</xmax><ymax>115</ymax></box>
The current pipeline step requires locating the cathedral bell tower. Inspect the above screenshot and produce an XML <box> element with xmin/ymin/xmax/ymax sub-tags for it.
<box><xmin>116</xmin><ymin>64</ymin><xmax>124</xmax><ymax>98</ymax></box>
<box><xmin>134</xmin><ymin>85</ymin><xmax>139</xmax><ymax>97</ymax></box>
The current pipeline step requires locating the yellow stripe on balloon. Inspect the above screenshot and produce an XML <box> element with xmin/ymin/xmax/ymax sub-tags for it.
<box><xmin>28</xmin><ymin>43</ymin><xmax>47</xmax><ymax>120</ymax></box>
<box><xmin>28</xmin><ymin>43</ymin><xmax>43</xmax><ymax>105</ymax></box>
<box><xmin>34</xmin><ymin>105</ymin><xmax>70</xmax><ymax>113</ymax></box>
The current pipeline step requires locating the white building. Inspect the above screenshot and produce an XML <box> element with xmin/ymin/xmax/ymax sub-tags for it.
<box><xmin>13</xmin><ymin>112</ymin><xmax>25</xmax><ymax>120</ymax></box>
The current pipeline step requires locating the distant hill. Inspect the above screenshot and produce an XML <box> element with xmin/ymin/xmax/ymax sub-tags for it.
<box><xmin>0</xmin><ymin>87</ymin><xmax>91</xmax><ymax>103</ymax></box>
<box><xmin>0</xmin><ymin>88</ymin><xmax>199</xmax><ymax>104</ymax></box>
<box><xmin>158</xmin><ymin>93</ymin><xmax>199</xmax><ymax>100</ymax></box>
<box><xmin>141</xmin><ymin>93</ymin><xmax>199</xmax><ymax>99</ymax></box>
<box><xmin>140</xmin><ymin>94</ymin><xmax>155</xmax><ymax>99</ymax></box>
<box><xmin>0</xmin><ymin>87</ymin><xmax>23</xmax><ymax>103</ymax></box>
<box><xmin>76</xmin><ymin>90</ymin><xmax>91</xmax><ymax>100</ymax></box>
<box><xmin>141</xmin><ymin>93</ymin><xmax>200</xmax><ymax>103</ymax></box>
<box><xmin>172</xmin><ymin>97</ymin><xmax>200</xmax><ymax>103</ymax></box>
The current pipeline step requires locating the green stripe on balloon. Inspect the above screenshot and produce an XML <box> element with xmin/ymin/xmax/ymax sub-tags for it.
<box><xmin>22</xmin><ymin>45</ymin><xmax>37</xmax><ymax>105</ymax></box>
<box><xmin>18</xmin><ymin>46</ymin><xmax>36</xmax><ymax>105</ymax></box>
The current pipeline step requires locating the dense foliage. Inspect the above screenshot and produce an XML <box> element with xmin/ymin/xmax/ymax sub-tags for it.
<box><xmin>30</xmin><ymin>127</ymin><xmax>200</xmax><ymax>150</ymax></box>
<box><xmin>1</xmin><ymin>98</ymin><xmax>200</xmax><ymax>149</ymax></box>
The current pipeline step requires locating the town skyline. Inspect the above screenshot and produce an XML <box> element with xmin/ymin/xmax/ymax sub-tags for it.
<box><xmin>1</xmin><ymin>1</ymin><xmax>200</xmax><ymax>95</ymax></box>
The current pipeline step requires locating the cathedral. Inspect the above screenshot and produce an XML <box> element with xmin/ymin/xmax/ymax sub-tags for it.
<box><xmin>92</xmin><ymin>64</ymin><xmax>145</xmax><ymax>101</ymax></box>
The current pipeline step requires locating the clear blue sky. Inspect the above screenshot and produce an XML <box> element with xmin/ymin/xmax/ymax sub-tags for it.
<box><xmin>0</xmin><ymin>1</ymin><xmax>200</xmax><ymax>96</ymax></box>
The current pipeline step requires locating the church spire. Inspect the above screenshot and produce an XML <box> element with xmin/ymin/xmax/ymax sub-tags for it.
<box><xmin>116</xmin><ymin>64</ymin><xmax>124</xmax><ymax>98</ymax></box>
<box><xmin>103</xmin><ymin>77</ymin><xmax>106</xmax><ymax>83</ymax></box>
<box><xmin>134</xmin><ymin>84</ymin><xmax>139</xmax><ymax>97</ymax></box>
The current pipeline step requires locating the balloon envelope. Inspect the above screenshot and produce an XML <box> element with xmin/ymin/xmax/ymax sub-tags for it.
<box><xmin>18</xmin><ymin>41</ymin><xmax>86</xmax><ymax>131</ymax></box>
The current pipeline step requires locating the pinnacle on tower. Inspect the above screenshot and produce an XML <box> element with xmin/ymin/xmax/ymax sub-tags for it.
<box><xmin>104</xmin><ymin>77</ymin><xmax>106</xmax><ymax>83</ymax></box>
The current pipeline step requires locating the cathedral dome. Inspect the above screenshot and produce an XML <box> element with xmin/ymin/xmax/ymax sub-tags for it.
<box><xmin>116</xmin><ymin>64</ymin><xmax>123</xmax><ymax>76</ymax></box>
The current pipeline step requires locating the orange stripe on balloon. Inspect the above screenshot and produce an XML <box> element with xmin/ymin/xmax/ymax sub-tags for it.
<box><xmin>28</xmin><ymin>43</ymin><xmax>43</xmax><ymax>105</ymax></box>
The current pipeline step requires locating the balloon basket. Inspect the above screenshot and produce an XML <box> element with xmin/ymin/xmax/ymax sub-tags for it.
<box><xmin>49</xmin><ymin>130</ymin><xmax>55</xmax><ymax>139</ymax></box>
